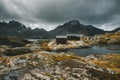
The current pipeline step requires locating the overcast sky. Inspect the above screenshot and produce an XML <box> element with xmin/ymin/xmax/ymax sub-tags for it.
<box><xmin>0</xmin><ymin>0</ymin><xmax>120</xmax><ymax>31</ymax></box>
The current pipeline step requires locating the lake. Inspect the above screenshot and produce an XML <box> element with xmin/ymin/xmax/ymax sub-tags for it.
<box><xmin>67</xmin><ymin>44</ymin><xmax>120</xmax><ymax>56</ymax></box>
<box><xmin>28</xmin><ymin>39</ymin><xmax>120</xmax><ymax>56</ymax></box>
<box><xmin>27</xmin><ymin>39</ymin><xmax>52</xmax><ymax>42</ymax></box>
<box><xmin>27</xmin><ymin>39</ymin><xmax>40</xmax><ymax>42</ymax></box>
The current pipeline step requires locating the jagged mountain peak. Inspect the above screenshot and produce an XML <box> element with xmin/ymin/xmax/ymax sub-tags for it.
<box><xmin>9</xmin><ymin>20</ymin><xmax>19</xmax><ymax>24</ymax></box>
<box><xmin>0</xmin><ymin>21</ymin><xmax>49</xmax><ymax>39</ymax></box>
<box><xmin>66</xmin><ymin>19</ymin><xmax>80</xmax><ymax>25</ymax></box>
<box><xmin>9</xmin><ymin>20</ymin><xmax>23</xmax><ymax>26</ymax></box>
<box><xmin>0</xmin><ymin>20</ymin><xmax>120</xmax><ymax>39</ymax></box>
<box><xmin>49</xmin><ymin>20</ymin><xmax>106</xmax><ymax>38</ymax></box>
<box><xmin>33</xmin><ymin>28</ymin><xmax>47</xmax><ymax>32</ymax></box>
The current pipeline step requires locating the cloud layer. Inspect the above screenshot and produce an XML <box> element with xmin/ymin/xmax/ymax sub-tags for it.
<box><xmin>0</xmin><ymin>0</ymin><xmax>120</xmax><ymax>30</ymax></box>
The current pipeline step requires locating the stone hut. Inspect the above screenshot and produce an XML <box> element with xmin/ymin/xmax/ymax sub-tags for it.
<box><xmin>56</xmin><ymin>36</ymin><xmax>67</xmax><ymax>44</ymax></box>
<box><xmin>67</xmin><ymin>34</ymin><xmax>81</xmax><ymax>40</ymax></box>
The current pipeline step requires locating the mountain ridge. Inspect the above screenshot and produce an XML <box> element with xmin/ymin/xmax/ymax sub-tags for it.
<box><xmin>49</xmin><ymin>20</ymin><xmax>106</xmax><ymax>38</ymax></box>
<box><xmin>0</xmin><ymin>20</ymin><xmax>120</xmax><ymax>39</ymax></box>
<box><xmin>0</xmin><ymin>20</ymin><xmax>49</xmax><ymax>39</ymax></box>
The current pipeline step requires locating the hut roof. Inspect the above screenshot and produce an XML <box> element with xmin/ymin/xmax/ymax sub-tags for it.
<box><xmin>67</xmin><ymin>34</ymin><xmax>84</xmax><ymax>37</ymax></box>
<box><xmin>67</xmin><ymin>34</ymin><xmax>78</xmax><ymax>36</ymax></box>
<box><xmin>56</xmin><ymin>36</ymin><xmax>67</xmax><ymax>38</ymax></box>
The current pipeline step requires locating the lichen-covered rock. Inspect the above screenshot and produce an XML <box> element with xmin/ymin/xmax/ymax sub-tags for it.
<box><xmin>0</xmin><ymin>52</ymin><xmax>120</xmax><ymax>80</ymax></box>
<box><xmin>42</xmin><ymin>40</ymin><xmax>91</xmax><ymax>51</ymax></box>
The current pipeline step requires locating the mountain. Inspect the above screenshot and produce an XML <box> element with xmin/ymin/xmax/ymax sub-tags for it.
<box><xmin>0</xmin><ymin>20</ymin><xmax>49</xmax><ymax>39</ymax></box>
<box><xmin>0</xmin><ymin>20</ymin><xmax>120</xmax><ymax>39</ymax></box>
<box><xmin>49</xmin><ymin>20</ymin><xmax>106</xmax><ymax>38</ymax></box>
<box><xmin>111</xmin><ymin>27</ymin><xmax>120</xmax><ymax>33</ymax></box>
<box><xmin>20</xmin><ymin>28</ymin><xmax>49</xmax><ymax>39</ymax></box>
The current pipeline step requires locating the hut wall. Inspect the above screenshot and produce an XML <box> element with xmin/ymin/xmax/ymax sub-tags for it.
<box><xmin>67</xmin><ymin>36</ymin><xmax>80</xmax><ymax>40</ymax></box>
<box><xmin>56</xmin><ymin>38</ymin><xmax>67</xmax><ymax>44</ymax></box>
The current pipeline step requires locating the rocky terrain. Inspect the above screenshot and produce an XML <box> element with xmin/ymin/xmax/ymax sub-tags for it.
<box><xmin>95</xmin><ymin>31</ymin><xmax>120</xmax><ymax>44</ymax></box>
<box><xmin>0</xmin><ymin>31</ymin><xmax>120</xmax><ymax>80</ymax></box>
<box><xmin>0</xmin><ymin>50</ymin><xmax>120</xmax><ymax>80</ymax></box>
<box><xmin>40</xmin><ymin>31</ymin><xmax>120</xmax><ymax>51</ymax></box>
<box><xmin>41</xmin><ymin>40</ymin><xmax>91</xmax><ymax>51</ymax></box>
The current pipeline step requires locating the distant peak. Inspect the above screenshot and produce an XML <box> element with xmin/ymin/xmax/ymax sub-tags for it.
<box><xmin>67</xmin><ymin>20</ymin><xmax>80</xmax><ymax>25</ymax></box>
<box><xmin>9</xmin><ymin>20</ymin><xmax>23</xmax><ymax>26</ymax></box>
<box><xmin>9</xmin><ymin>20</ymin><xmax>19</xmax><ymax>24</ymax></box>
<box><xmin>69</xmin><ymin>19</ymin><xmax>79</xmax><ymax>22</ymax></box>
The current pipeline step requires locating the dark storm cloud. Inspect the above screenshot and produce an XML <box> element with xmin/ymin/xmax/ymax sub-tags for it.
<box><xmin>34</xmin><ymin>0</ymin><xmax>118</xmax><ymax>24</ymax></box>
<box><xmin>0</xmin><ymin>0</ymin><xmax>19</xmax><ymax>20</ymax></box>
<box><xmin>0</xmin><ymin>0</ymin><xmax>120</xmax><ymax>30</ymax></box>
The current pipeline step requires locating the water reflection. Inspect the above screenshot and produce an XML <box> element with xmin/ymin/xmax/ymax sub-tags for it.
<box><xmin>67</xmin><ymin>44</ymin><xmax>120</xmax><ymax>56</ymax></box>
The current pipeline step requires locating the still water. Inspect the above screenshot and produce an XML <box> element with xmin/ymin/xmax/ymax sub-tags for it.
<box><xmin>67</xmin><ymin>44</ymin><xmax>120</xmax><ymax>56</ymax></box>
<box><xmin>27</xmin><ymin>39</ymin><xmax>120</xmax><ymax>56</ymax></box>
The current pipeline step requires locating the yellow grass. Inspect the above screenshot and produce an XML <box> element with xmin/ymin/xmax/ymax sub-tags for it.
<box><xmin>91</xmin><ymin>54</ymin><xmax>120</xmax><ymax>73</ymax></box>
<box><xmin>40</xmin><ymin>42</ymin><xmax>51</xmax><ymax>51</ymax></box>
